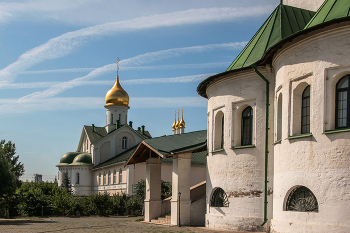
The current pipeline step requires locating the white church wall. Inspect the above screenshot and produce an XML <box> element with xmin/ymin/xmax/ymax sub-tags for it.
<box><xmin>284</xmin><ymin>0</ymin><xmax>324</xmax><ymax>12</ymax></box>
<box><xmin>205</xmin><ymin>69</ymin><xmax>274</xmax><ymax>232</ymax></box>
<box><xmin>271</xmin><ymin>25</ymin><xmax>350</xmax><ymax>232</ymax></box>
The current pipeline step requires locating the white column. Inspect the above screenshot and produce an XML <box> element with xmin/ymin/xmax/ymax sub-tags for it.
<box><xmin>171</xmin><ymin>153</ymin><xmax>191</xmax><ymax>226</ymax></box>
<box><xmin>126</xmin><ymin>165</ymin><xmax>134</xmax><ymax>195</ymax></box>
<box><xmin>144</xmin><ymin>158</ymin><xmax>162</xmax><ymax>222</ymax></box>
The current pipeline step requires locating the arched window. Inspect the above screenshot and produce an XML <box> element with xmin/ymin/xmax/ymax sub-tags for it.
<box><xmin>336</xmin><ymin>75</ymin><xmax>349</xmax><ymax>128</ymax></box>
<box><xmin>103</xmin><ymin>172</ymin><xmax>106</xmax><ymax>185</ymax></box>
<box><xmin>113</xmin><ymin>170</ymin><xmax>116</xmax><ymax>184</ymax></box>
<box><xmin>210</xmin><ymin>188</ymin><xmax>229</xmax><ymax>207</ymax></box>
<box><xmin>122</xmin><ymin>137</ymin><xmax>128</xmax><ymax>149</ymax></box>
<box><xmin>241</xmin><ymin>106</ymin><xmax>253</xmax><ymax>146</ymax></box>
<box><xmin>301</xmin><ymin>86</ymin><xmax>310</xmax><ymax>134</ymax></box>
<box><xmin>277</xmin><ymin>94</ymin><xmax>283</xmax><ymax>140</ymax></box>
<box><xmin>286</xmin><ymin>186</ymin><xmax>318</xmax><ymax>212</ymax></box>
<box><xmin>214</xmin><ymin>111</ymin><xmax>224</xmax><ymax>150</ymax></box>
<box><xmin>76</xmin><ymin>173</ymin><xmax>79</xmax><ymax>184</ymax></box>
<box><xmin>119</xmin><ymin>168</ymin><xmax>122</xmax><ymax>184</ymax></box>
<box><xmin>99</xmin><ymin>173</ymin><xmax>101</xmax><ymax>185</ymax></box>
<box><xmin>108</xmin><ymin>171</ymin><xmax>111</xmax><ymax>185</ymax></box>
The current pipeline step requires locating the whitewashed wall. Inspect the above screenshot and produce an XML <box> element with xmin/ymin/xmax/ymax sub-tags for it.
<box><xmin>271</xmin><ymin>25</ymin><xmax>350</xmax><ymax>232</ymax></box>
<box><xmin>205</xmin><ymin>69</ymin><xmax>275</xmax><ymax>232</ymax></box>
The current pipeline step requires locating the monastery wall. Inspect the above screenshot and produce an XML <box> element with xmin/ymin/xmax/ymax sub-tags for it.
<box><xmin>205</xmin><ymin>69</ymin><xmax>275</xmax><ymax>232</ymax></box>
<box><xmin>271</xmin><ymin>25</ymin><xmax>350</xmax><ymax>232</ymax></box>
<box><xmin>284</xmin><ymin>0</ymin><xmax>324</xmax><ymax>11</ymax></box>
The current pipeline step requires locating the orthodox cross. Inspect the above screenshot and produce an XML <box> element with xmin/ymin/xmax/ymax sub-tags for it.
<box><xmin>116</xmin><ymin>57</ymin><xmax>120</xmax><ymax>76</ymax></box>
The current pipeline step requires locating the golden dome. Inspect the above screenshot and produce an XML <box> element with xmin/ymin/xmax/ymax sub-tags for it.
<box><xmin>179</xmin><ymin>108</ymin><xmax>185</xmax><ymax>128</ymax></box>
<box><xmin>172</xmin><ymin>111</ymin><xmax>177</xmax><ymax>131</ymax></box>
<box><xmin>105</xmin><ymin>75</ymin><xmax>129</xmax><ymax>107</ymax></box>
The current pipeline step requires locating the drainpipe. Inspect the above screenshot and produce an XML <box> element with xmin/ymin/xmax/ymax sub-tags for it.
<box><xmin>252</xmin><ymin>63</ymin><xmax>269</xmax><ymax>226</ymax></box>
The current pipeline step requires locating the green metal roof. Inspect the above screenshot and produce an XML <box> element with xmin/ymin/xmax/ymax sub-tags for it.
<box><xmin>83</xmin><ymin>125</ymin><xmax>152</xmax><ymax>146</ymax></box>
<box><xmin>58</xmin><ymin>152</ymin><xmax>80</xmax><ymax>166</ymax></box>
<box><xmin>143</xmin><ymin>130</ymin><xmax>207</xmax><ymax>156</ymax></box>
<box><xmin>227</xmin><ymin>4</ymin><xmax>315</xmax><ymax>71</ymax></box>
<box><xmin>71</xmin><ymin>152</ymin><xmax>93</xmax><ymax>166</ymax></box>
<box><xmin>127</xmin><ymin>130</ymin><xmax>207</xmax><ymax>165</ymax></box>
<box><xmin>162</xmin><ymin>151</ymin><xmax>207</xmax><ymax>166</ymax></box>
<box><xmin>93</xmin><ymin>144</ymin><xmax>139</xmax><ymax>169</ymax></box>
<box><xmin>305</xmin><ymin>0</ymin><xmax>350</xmax><ymax>29</ymax></box>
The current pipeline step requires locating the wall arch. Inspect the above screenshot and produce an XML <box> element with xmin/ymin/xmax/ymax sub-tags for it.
<box><xmin>100</xmin><ymin>141</ymin><xmax>110</xmax><ymax>163</ymax></box>
<box><xmin>214</xmin><ymin>111</ymin><xmax>224</xmax><ymax>150</ymax></box>
<box><xmin>291</xmin><ymin>82</ymin><xmax>311</xmax><ymax>136</ymax></box>
<box><xmin>283</xmin><ymin>185</ymin><xmax>318</xmax><ymax>212</ymax></box>
<box><xmin>210</xmin><ymin>187</ymin><xmax>229</xmax><ymax>207</ymax></box>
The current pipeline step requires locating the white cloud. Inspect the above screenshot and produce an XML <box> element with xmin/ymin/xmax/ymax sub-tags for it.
<box><xmin>16</xmin><ymin>42</ymin><xmax>238</xmax><ymax>100</ymax></box>
<box><xmin>0</xmin><ymin>96</ymin><xmax>206</xmax><ymax>114</ymax></box>
<box><xmin>19</xmin><ymin>62</ymin><xmax>231</xmax><ymax>75</ymax></box>
<box><xmin>0</xmin><ymin>73</ymin><xmax>214</xmax><ymax>89</ymax></box>
<box><xmin>0</xmin><ymin>4</ymin><xmax>271</xmax><ymax>85</ymax></box>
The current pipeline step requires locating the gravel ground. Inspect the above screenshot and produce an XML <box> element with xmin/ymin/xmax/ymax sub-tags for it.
<box><xmin>0</xmin><ymin>217</ymin><xmax>256</xmax><ymax>233</ymax></box>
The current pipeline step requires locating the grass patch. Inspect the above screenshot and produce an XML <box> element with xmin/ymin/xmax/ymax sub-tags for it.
<box><xmin>135</xmin><ymin>218</ymin><xmax>144</xmax><ymax>222</ymax></box>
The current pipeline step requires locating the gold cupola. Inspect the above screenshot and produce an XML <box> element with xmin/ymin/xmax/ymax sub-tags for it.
<box><xmin>179</xmin><ymin>108</ymin><xmax>185</xmax><ymax>128</ymax></box>
<box><xmin>175</xmin><ymin>109</ymin><xmax>180</xmax><ymax>129</ymax></box>
<box><xmin>105</xmin><ymin>75</ymin><xmax>129</xmax><ymax>107</ymax></box>
<box><xmin>172</xmin><ymin>111</ymin><xmax>177</xmax><ymax>131</ymax></box>
<box><xmin>105</xmin><ymin>58</ymin><xmax>129</xmax><ymax>107</ymax></box>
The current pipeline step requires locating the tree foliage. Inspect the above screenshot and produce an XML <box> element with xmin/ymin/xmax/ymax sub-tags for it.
<box><xmin>0</xmin><ymin>140</ymin><xmax>24</xmax><ymax>199</ymax></box>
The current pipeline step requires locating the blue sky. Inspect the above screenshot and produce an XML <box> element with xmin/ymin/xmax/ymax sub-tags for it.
<box><xmin>0</xmin><ymin>0</ymin><xmax>279</xmax><ymax>181</ymax></box>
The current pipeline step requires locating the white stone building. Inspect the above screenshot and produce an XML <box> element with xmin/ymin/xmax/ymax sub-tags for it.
<box><xmin>196</xmin><ymin>0</ymin><xmax>350</xmax><ymax>232</ymax></box>
<box><xmin>57</xmin><ymin>72</ymin><xmax>207</xmax><ymax>197</ymax></box>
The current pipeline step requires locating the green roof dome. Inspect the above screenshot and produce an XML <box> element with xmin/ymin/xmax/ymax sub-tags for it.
<box><xmin>59</xmin><ymin>152</ymin><xmax>80</xmax><ymax>165</ymax></box>
<box><xmin>227</xmin><ymin>4</ymin><xmax>315</xmax><ymax>71</ymax></box>
<box><xmin>70</xmin><ymin>152</ymin><xmax>93</xmax><ymax>166</ymax></box>
<box><xmin>304</xmin><ymin>0</ymin><xmax>350</xmax><ymax>29</ymax></box>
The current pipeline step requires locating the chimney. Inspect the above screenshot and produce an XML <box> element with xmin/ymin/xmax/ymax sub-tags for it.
<box><xmin>138</xmin><ymin>127</ymin><xmax>141</xmax><ymax>131</ymax></box>
<box><xmin>141</xmin><ymin>125</ymin><xmax>145</xmax><ymax>135</ymax></box>
<box><xmin>92</xmin><ymin>124</ymin><xmax>95</xmax><ymax>132</ymax></box>
<box><xmin>129</xmin><ymin>121</ymin><xmax>133</xmax><ymax>128</ymax></box>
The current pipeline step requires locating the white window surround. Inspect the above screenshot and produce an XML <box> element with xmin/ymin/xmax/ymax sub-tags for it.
<box><xmin>325</xmin><ymin>66</ymin><xmax>350</xmax><ymax>131</ymax></box>
<box><xmin>289</xmin><ymin>74</ymin><xmax>313</xmax><ymax>136</ymax></box>
<box><xmin>232</xmin><ymin>99</ymin><xmax>256</xmax><ymax>147</ymax></box>
<box><xmin>210</xmin><ymin>105</ymin><xmax>228</xmax><ymax>151</ymax></box>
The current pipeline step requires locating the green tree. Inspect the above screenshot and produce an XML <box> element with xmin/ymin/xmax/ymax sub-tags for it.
<box><xmin>0</xmin><ymin>140</ymin><xmax>24</xmax><ymax>199</ymax></box>
<box><xmin>61</xmin><ymin>173</ymin><xmax>72</xmax><ymax>194</ymax></box>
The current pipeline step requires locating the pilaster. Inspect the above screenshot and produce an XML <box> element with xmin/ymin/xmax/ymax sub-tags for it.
<box><xmin>171</xmin><ymin>153</ymin><xmax>191</xmax><ymax>226</ymax></box>
<box><xmin>144</xmin><ymin>157</ymin><xmax>162</xmax><ymax>222</ymax></box>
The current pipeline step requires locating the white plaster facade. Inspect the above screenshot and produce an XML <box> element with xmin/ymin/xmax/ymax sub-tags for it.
<box><xmin>201</xmin><ymin>1</ymin><xmax>350</xmax><ymax>232</ymax></box>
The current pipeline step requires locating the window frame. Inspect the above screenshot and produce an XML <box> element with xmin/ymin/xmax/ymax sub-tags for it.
<box><xmin>241</xmin><ymin>106</ymin><xmax>253</xmax><ymax>146</ymax></box>
<box><xmin>301</xmin><ymin>85</ymin><xmax>311</xmax><ymax>134</ymax></box>
<box><xmin>122</xmin><ymin>136</ymin><xmax>128</xmax><ymax>149</ymax></box>
<box><xmin>335</xmin><ymin>75</ymin><xmax>350</xmax><ymax>129</ymax></box>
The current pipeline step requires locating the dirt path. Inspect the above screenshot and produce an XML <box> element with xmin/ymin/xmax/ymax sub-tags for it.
<box><xmin>0</xmin><ymin>217</ymin><xmax>261</xmax><ymax>233</ymax></box>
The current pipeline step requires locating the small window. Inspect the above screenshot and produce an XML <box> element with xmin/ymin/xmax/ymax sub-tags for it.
<box><xmin>210</xmin><ymin>188</ymin><xmax>229</xmax><ymax>207</ymax></box>
<box><xmin>241</xmin><ymin>106</ymin><xmax>253</xmax><ymax>146</ymax></box>
<box><xmin>103</xmin><ymin>172</ymin><xmax>106</xmax><ymax>185</ymax></box>
<box><xmin>111</xmin><ymin>114</ymin><xmax>113</xmax><ymax>124</ymax></box>
<box><xmin>76</xmin><ymin>173</ymin><xmax>79</xmax><ymax>184</ymax></box>
<box><xmin>214</xmin><ymin>111</ymin><xmax>224</xmax><ymax>150</ymax></box>
<box><xmin>99</xmin><ymin>173</ymin><xmax>101</xmax><ymax>185</ymax></box>
<box><xmin>277</xmin><ymin>93</ymin><xmax>283</xmax><ymax>140</ymax></box>
<box><xmin>336</xmin><ymin>75</ymin><xmax>349</xmax><ymax>128</ymax></box>
<box><xmin>119</xmin><ymin>168</ymin><xmax>122</xmax><ymax>184</ymax></box>
<box><xmin>108</xmin><ymin>171</ymin><xmax>111</xmax><ymax>185</ymax></box>
<box><xmin>113</xmin><ymin>170</ymin><xmax>116</xmax><ymax>184</ymax></box>
<box><xmin>301</xmin><ymin>86</ymin><xmax>310</xmax><ymax>134</ymax></box>
<box><xmin>122</xmin><ymin>136</ymin><xmax>128</xmax><ymax>149</ymax></box>
<box><xmin>286</xmin><ymin>186</ymin><xmax>318</xmax><ymax>212</ymax></box>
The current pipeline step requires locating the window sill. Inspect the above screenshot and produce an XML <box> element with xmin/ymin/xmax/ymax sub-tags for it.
<box><xmin>324</xmin><ymin>128</ymin><xmax>350</xmax><ymax>134</ymax></box>
<box><xmin>274</xmin><ymin>139</ymin><xmax>282</xmax><ymax>144</ymax></box>
<box><xmin>232</xmin><ymin>144</ymin><xmax>255</xmax><ymax>149</ymax></box>
<box><xmin>212</xmin><ymin>148</ymin><xmax>224</xmax><ymax>153</ymax></box>
<box><xmin>287</xmin><ymin>133</ymin><xmax>313</xmax><ymax>140</ymax></box>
